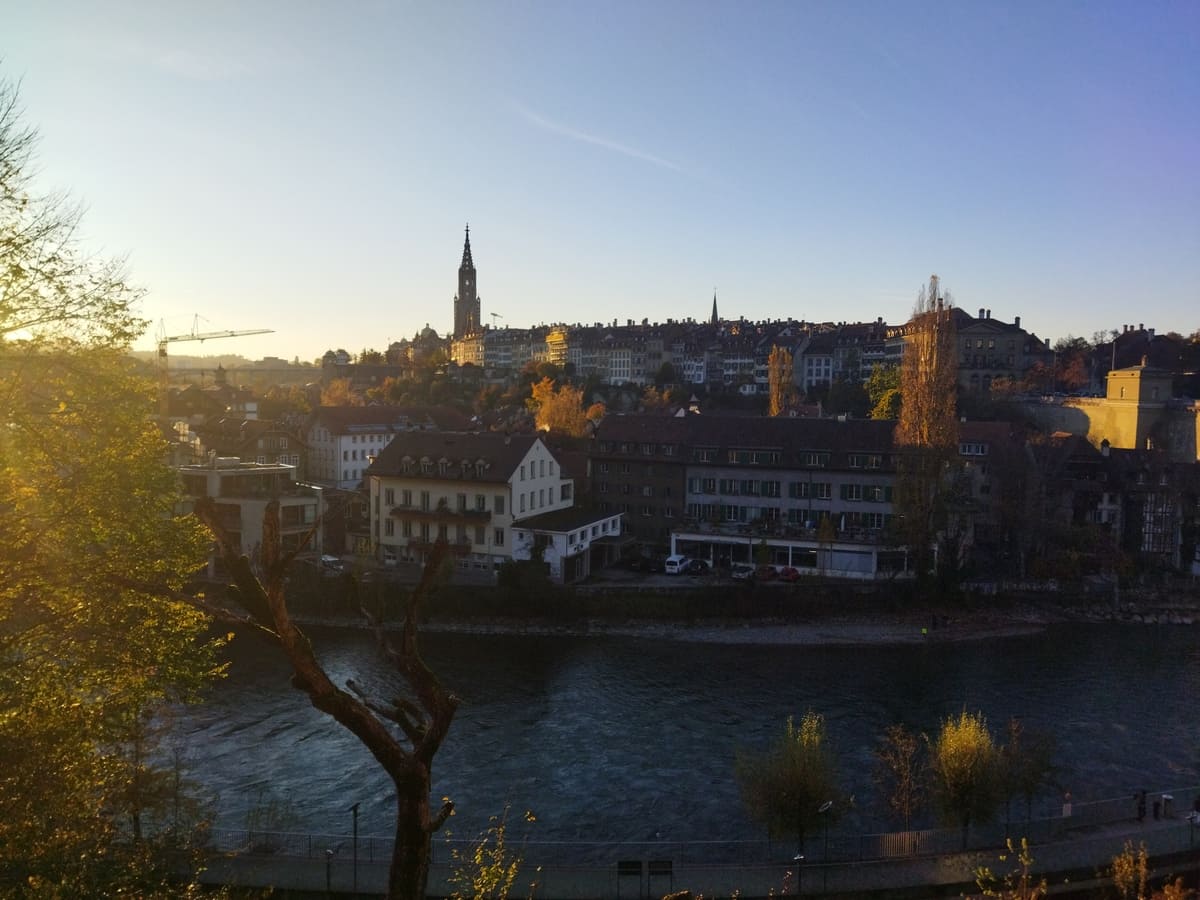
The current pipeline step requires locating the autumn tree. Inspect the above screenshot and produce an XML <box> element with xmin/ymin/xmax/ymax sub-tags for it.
<box><xmin>527</xmin><ymin>376</ymin><xmax>604</xmax><ymax>436</ymax></box>
<box><xmin>873</xmin><ymin>723</ymin><xmax>926</xmax><ymax>831</ymax></box>
<box><xmin>895</xmin><ymin>276</ymin><xmax>960</xmax><ymax>586</ymax></box>
<box><xmin>0</xmin><ymin>77</ymin><xmax>222</xmax><ymax>894</ymax></box>
<box><xmin>736</xmin><ymin>712</ymin><xmax>843</xmax><ymax>854</ymax></box>
<box><xmin>321</xmin><ymin>375</ymin><xmax>365</xmax><ymax>406</ymax></box>
<box><xmin>928</xmin><ymin>710</ymin><xmax>1001</xmax><ymax>849</ymax></box>
<box><xmin>767</xmin><ymin>345</ymin><xmax>797</xmax><ymax>416</ymax></box>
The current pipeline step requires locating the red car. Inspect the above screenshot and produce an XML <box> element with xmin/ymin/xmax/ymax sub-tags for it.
<box><xmin>778</xmin><ymin>566</ymin><xmax>801</xmax><ymax>582</ymax></box>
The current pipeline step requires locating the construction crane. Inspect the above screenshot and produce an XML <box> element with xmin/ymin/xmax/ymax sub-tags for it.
<box><xmin>490</xmin><ymin>312</ymin><xmax>503</xmax><ymax>328</ymax></box>
<box><xmin>157</xmin><ymin>317</ymin><xmax>273</xmax><ymax>417</ymax></box>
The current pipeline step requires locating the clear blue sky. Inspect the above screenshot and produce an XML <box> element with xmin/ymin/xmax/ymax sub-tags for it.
<box><xmin>8</xmin><ymin>1</ymin><xmax>1198</xmax><ymax>362</ymax></box>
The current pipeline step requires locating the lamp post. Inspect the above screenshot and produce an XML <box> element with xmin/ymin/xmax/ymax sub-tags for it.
<box><xmin>350</xmin><ymin>801</ymin><xmax>360</xmax><ymax>894</ymax></box>
<box><xmin>324</xmin><ymin>848</ymin><xmax>334</xmax><ymax>899</ymax></box>
<box><xmin>819</xmin><ymin>800</ymin><xmax>833</xmax><ymax>892</ymax></box>
<box><xmin>794</xmin><ymin>797</ymin><xmax>805</xmax><ymax>897</ymax></box>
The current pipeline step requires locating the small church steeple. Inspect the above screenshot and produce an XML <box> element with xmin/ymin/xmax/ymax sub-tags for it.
<box><xmin>711</xmin><ymin>291</ymin><xmax>719</xmax><ymax>327</ymax></box>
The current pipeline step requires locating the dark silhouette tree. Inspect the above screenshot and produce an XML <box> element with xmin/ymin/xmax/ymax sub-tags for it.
<box><xmin>194</xmin><ymin>501</ymin><xmax>458</xmax><ymax>900</ymax></box>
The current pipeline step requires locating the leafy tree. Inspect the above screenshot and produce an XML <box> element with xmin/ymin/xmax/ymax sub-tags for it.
<box><xmin>527</xmin><ymin>376</ymin><xmax>603</xmax><ymax>436</ymax></box>
<box><xmin>641</xmin><ymin>385</ymin><xmax>672</xmax><ymax>411</ymax></box>
<box><xmin>895</xmin><ymin>277</ymin><xmax>960</xmax><ymax>587</ymax></box>
<box><xmin>359</xmin><ymin>347</ymin><xmax>385</xmax><ymax>364</ymax></box>
<box><xmin>873</xmin><ymin>723</ymin><xmax>926</xmax><ymax>830</ymax></box>
<box><xmin>867</xmin><ymin>364</ymin><xmax>902</xmax><ymax>419</ymax></box>
<box><xmin>927</xmin><ymin>710</ymin><xmax>1001</xmax><ymax>849</ymax></box>
<box><xmin>0</xmin><ymin>76</ymin><xmax>222</xmax><ymax>894</ymax></box>
<box><xmin>735</xmin><ymin>712</ymin><xmax>842</xmax><ymax>852</ymax></box>
<box><xmin>447</xmin><ymin>806</ymin><xmax>538</xmax><ymax>900</ymax></box>
<box><xmin>321</xmin><ymin>375</ymin><xmax>364</xmax><ymax>406</ymax></box>
<box><xmin>653</xmin><ymin>361</ymin><xmax>678</xmax><ymax>386</ymax></box>
<box><xmin>826</xmin><ymin>377</ymin><xmax>869</xmax><ymax>418</ymax></box>
<box><xmin>767</xmin><ymin>345</ymin><xmax>797</xmax><ymax>416</ymax></box>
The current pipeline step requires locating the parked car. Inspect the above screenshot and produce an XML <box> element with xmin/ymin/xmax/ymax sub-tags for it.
<box><xmin>664</xmin><ymin>554</ymin><xmax>690</xmax><ymax>575</ymax></box>
<box><xmin>684</xmin><ymin>558</ymin><xmax>711</xmax><ymax>576</ymax></box>
<box><xmin>320</xmin><ymin>554</ymin><xmax>345</xmax><ymax>572</ymax></box>
<box><xmin>778</xmin><ymin>566</ymin><xmax>800</xmax><ymax>582</ymax></box>
<box><xmin>731</xmin><ymin>563</ymin><xmax>756</xmax><ymax>581</ymax></box>
<box><xmin>755</xmin><ymin>565</ymin><xmax>778</xmax><ymax>581</ymax></box>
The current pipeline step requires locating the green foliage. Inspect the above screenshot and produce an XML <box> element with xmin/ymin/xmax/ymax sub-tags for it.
<box><xmin>735</xmin><ymin>712</ymin><xmax>843</xmax><ymax>844</ymax></box>
<box><xmin>0</xmin><ymin>75</ymin><xmax>222</xmax><ymax>894</ymax></box>
<box><xmin>866</xmin><ymin>364</ymin><xmax>901</xmax><ymax>419</ymax></box>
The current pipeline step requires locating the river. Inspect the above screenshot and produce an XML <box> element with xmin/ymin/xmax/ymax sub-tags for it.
<box><xmin>176</xmin><ymin>622</ymin><xmax>1199</xmax><ymax>843</ymax></box>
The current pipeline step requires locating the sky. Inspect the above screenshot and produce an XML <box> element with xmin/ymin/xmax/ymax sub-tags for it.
<box><xmin>7</xmin><ymin>1</ymin><xmax>1199</xmax><ymax>363</ymax></box>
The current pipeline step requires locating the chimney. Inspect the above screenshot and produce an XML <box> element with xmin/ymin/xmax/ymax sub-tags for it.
<box><xmin>1148</xmin><ymin>328</ymin><xmax>1155</xmax><ymax>338</ymax></box>
<box><xmin>1014</xmin><ymin>316</ymin><xmax>1021</xmax><ymax>328</ymax></box>
<box><xmin>1138</xmin><ymin>323</ymin><xmax>1144</xmax><ymax>331</ymax></box>
<box><xmin>1101</xmin><ymin>439</ymin><xmax>1110</xmax><ymax>457</ymax></box>
<box><xmin>978</xmin><ymin>308</ymin><xmax>985</xmax><ymax>319</ymax></box>
<box><xmin>986</xmin><ymin>309</ymin><xmax>991</xmax><ymax>319</ymax></box>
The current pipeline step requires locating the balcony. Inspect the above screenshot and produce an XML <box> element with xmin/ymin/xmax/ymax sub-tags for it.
<box><xmin>389</xmin><ymin>505</ymin><xmax>491</xmax><ymax>524</ymax></box>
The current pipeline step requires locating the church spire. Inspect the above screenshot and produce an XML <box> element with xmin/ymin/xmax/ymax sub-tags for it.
<box><xmin>711</xmin><ymin>290</ymin><xmax>719</xmax><ymax>326</ymax></box>
<box><xmin>461</xmin><ymin>223</ymin><xmax>474</xmax><ymax>269</ymax></box>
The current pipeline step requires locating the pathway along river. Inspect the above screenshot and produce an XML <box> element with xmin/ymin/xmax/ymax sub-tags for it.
<box><xmin>177</xmin><ymin>622</ymin><xmax>1199</xmax><ymax>843</ymax></box>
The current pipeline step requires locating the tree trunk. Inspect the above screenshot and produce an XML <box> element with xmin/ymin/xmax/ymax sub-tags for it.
<box><xmin>390</xmin><ymin>769</ymin><xmax>434</xmax><ymax>900</ymax></box>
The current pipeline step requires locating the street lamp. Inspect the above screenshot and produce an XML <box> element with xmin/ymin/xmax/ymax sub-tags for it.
<box><xmin>349</xmin><ymin>801</ymin><xmax>360</xmax><ymax>894</ymax></box>
<box><xmin>324</xmin><ymin>847</ymin><xmax>334</xmax><ymax>899</ymax></box>
<box><xmin>819</xmin><ymin>800</ymin><xmax>833</xmax><ymax>892</ymax></box>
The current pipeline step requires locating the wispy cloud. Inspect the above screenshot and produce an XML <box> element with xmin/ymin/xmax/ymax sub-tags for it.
<box><xmin>511</xmin><ymin>101</ymin><xmax>682</xmax><ymax>173</ymax></box>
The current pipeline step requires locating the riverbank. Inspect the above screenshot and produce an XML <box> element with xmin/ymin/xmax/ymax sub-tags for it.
<box><xmin>299</xmin><ymin>589</ymin><xmax>1198</xmax><ymax>648</ymax></box>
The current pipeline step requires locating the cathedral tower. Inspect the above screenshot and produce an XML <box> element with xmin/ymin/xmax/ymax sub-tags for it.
<box><xmin>453</xmin><ymin>224</ymin><xmax>480</xmax><ymax>339</ymax></box>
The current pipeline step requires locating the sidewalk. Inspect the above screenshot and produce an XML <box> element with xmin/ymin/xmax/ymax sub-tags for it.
<box><xmin>199</xmin><ymin>812</ymin><xmax>1200</xmax><ymax>898</ymax></box>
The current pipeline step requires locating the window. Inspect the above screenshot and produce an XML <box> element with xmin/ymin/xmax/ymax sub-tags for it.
<box><xmin>475</xmin><ymin>525</ymin><xmax>485</xmax><ymax>545</ymax></box>
<box><xmin>402</xmin><ymin>519</ymin><xmax>412</xmax><ymax>537</ymax></box>
<box><xmin>640</xmin><ymin>505</ymin><xmax>653</xmax><ymax>517</ymax></box>
<box><xmin>455</xmin><ymin>524</ymin><xmax>466</xmax><ymax>543</ymax></box>
<box><xmin>540</xmin><ymin>459</ymin><xmax>546</xmax><ymax>477</ymax></box>
<box><xmin>384</xmin><ymin>518</ymin><xmax>395</xmax><ymax>536</ymax></box>
<box><xmin>520</xmin><ymin>494</ymin><xmax>526</xmax><ymax>513</ymax></box>
<box><xmin>475</xmin><ymin>494</ymin><xmax>486</xmax><ymax>511</ymax></box>
<box><xmin>494</xmin><ymin>495</ymin><xmax>505</xmax><ymax>514</ymax></box>
<box><xmin>384</xmin><ymin>488</ymin><xmax>395</xmax><ymax>505</ymax></box>
<box><xmin>419</xmin><ymin>522</ymin><xmax>430</xmax><ymax>541</ymax></box>
<box><xmin>561</xmin><ymin>484</ymin><xmax>572</xmax><ymax>501</ymax></box>
<box><xmin>619</xmin><ymin>463</ymin><xmax>631</xmax><ymax>475</ymax></box>
<box><xmin>420</xmin><ymin>491</ymin><xmax>430</xmax><ymax>511</ymax></box>
<box><xmin>402</xmin><ymin>489</ymin><xmax>412</xmax><ymax>506</ymax></box>
<box><xmin>642</xmin><ymin>485</ymin><xmax>655</xmax><ymax>497</ymax></box>
<box><xmin>641</xmin><ymin>443</ymin><xmax>655</xmax><ymax>455</ymax></box>
<box><xmin>814</xmin><ymin>482</ymin><xmax>831</xmax><ymax>500</ymax></box>
<box><xmin>599</xmin><ymin>462</ymin><xmax>609</xmax><ymax>474</ymax></box>
<box><xmin>520</xmin><ymin>464</ymin><xmax>526</xmax><ymax>481</ymax></box>
<box><xmin>421</xmin><ymin>459</ymin><xmax>432</xmax><ymax>474</ymax></box>
<box><xmin>599</xmin><ymin>482</ymin><xmax>609</xmax><ymax>493</ymax></box>
<box><xmin>494</xmin><ymin>528</ymin><xmax>505</xmax><ymax>546</ymax></box>
<box><xmin>842</xmin><ymin>483</ymin><xmax>864</xmax><ymax>501</ymax></box>
<box><xmin>803</xmin><ymin>452</ymin><xmax>829</xmax><ymax>467</ymax></box>
<box><xmin>702</xmin><ymin>477</ymin><xmax>717</xmax><ymax>493</ymax></box>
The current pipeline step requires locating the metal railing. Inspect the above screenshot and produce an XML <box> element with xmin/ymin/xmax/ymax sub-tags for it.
<box><xmin>203</xmin><ymin>784</ymin><xmax>1200</xmax><ymax>868</ymax></box>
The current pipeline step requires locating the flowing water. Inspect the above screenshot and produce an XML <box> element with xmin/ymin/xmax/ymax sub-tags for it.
<box><xmin>176</xmin><ymin>622</ymin><xmax>1200</xmax><ymax>842</ymax></box>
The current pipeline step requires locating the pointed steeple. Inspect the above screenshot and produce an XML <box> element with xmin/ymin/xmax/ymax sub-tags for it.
<box><xmin>711</xmin><ymin>291</ymin><xmax>719</xmax><ymax>327</ymax></box>
<box><xmin>461</xmin><ymin>223</ymin><xmax>474</xmax><ymax>269</ymax></box>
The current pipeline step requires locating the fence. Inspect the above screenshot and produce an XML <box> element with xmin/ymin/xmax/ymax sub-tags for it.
<box><xmin>205</xmin><ymin>784</ymin><xmax>1200</xmax><ymax>870</ymax></box>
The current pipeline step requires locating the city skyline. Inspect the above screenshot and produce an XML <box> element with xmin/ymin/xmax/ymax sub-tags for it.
<box><xmin>7</xmin><ymin>1</ymin><xmax>1198</xmax><ymax>362</ymax></box>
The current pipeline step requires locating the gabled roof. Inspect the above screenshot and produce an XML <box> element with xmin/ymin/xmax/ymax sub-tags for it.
<box><xmin>306</xmin><ymin>405</ymin><xmax>472</xmax><ymax>435</ymax></box>
<box><xmin>368</xmin><ymin>431</ymin><xmax>544</xmax><ymax>484</ymax></box>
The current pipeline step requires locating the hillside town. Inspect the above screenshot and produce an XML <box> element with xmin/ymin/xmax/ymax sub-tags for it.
<box><xmin>165</xmin><ymin>229</ymin><xmax>1200</xmax><ymax>590</ymax></box>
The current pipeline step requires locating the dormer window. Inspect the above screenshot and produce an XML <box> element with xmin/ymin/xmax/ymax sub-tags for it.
<box><xmin>421</xmin><ymin>457</ymin><xmax>433</xmax><ymax>475</ymax></box>
<box><xmin>438</xmin><ymin>458</ymin><xmax>449</xmax><ymax>476</ymax></box>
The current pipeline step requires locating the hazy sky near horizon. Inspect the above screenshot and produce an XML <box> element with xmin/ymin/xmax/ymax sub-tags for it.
<box><xmin>7</xmin><ymin>1</ymin><xmax>1198</xmax><ymax>362</ymax></box>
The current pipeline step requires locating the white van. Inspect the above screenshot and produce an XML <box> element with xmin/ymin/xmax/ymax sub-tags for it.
<box><xmin>664</xmin><ymin>554</ymin><xmax>690</xmax><ymax>575</ymax></box>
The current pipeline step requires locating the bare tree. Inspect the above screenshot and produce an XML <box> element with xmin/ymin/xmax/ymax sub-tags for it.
<box><xmin>193</xmin><ymin>499</ymin><xmax>458</xmax><ymax>900</ymax></box>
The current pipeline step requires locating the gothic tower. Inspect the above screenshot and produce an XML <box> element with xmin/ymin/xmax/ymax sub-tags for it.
<box><xmin>453</xmin><ymin>224</ymin><xmax>480</xmax><ymax>339</ymax></box>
